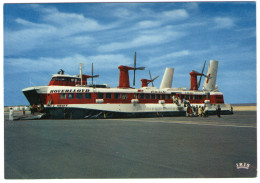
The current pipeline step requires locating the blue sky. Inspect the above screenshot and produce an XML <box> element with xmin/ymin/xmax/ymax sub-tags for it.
<box><xmin>4</xmin><ymin>2</ymin><xmax>256</xmax><ymax>106</ymax></box>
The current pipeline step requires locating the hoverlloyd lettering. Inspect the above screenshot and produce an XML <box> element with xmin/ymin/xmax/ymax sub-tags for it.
<box><xmin>50</xmin><ymin>89</ymin><xmax>90</xmax><ymax>93</ymax></box>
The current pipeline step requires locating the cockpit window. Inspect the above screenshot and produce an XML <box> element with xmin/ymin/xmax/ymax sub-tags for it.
<box><xmin>51</xmin><ymin>76</ymin><xmax>80</xmax><ymax>82</ymax></box>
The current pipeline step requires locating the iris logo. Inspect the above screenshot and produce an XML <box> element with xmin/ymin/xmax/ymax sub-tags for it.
<box><xmin>236</xmin><ymin>163</ymin><xmax>250</xmax><ymax>170</ymax></box>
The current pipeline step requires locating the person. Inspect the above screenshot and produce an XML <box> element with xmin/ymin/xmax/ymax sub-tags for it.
<box><xmin>9</xmin><ymin>107</ymin><xmax>14</xmax><ymax>121</ymax></box>
<box><xmin>183</xmin><ymin>98</ymin><xmax>186</xmax><ymax>107</ymax></box>
<box><xmin>186</xmin><ymin>105</ymin><xmax>190</xmax><ymax>117</ymax></box>
<box><xmin>198</xmin><ymin>106</ymin><xmax>202</xmax><ymax>117</ymax></box>
<box><xmin>216</xmin><ymin>104</ymin><xmax>221</xmax><ymax>117</ymax></box>
<box><xmin>190</xmin><ymin>106</ymin><xmax>193</xmax><ymax>117</ymax></box>
<box><xmin>202</xmin><ymin>107</ymin><xmax>205</xmax><ymax>117</ymax></box>
<box><xmin>193</xmin><ymin>106</ymin><xmax>196</xmax><ymax>117</ymax></box>
<box><xmin>195</xmin><ymin>106</ymin><xmax>198</xmax><ymax>117</ymax></box>
<box><xmin>22</xmin><ymin>108</ymin><xmax>25</xmax><ymax>116</ymax></box>
<box><xmin>31</xmin><ymin>104</ymin><xmax>35</xmax><ymax>115</ymax></box>
<box><xmin>203</xmin><ymin>107</ymin><xmax>208</xmax><ymax>117</ymax></box>
<box><xmin>37</xmin><ymin>104</ymin><xmax>42</xmax><ymax>112</ymax></box>
<box><xmin>175</xmin><ymin>97</ymin><xmax>178</xmax><ymax>105</ymax></box>
<box><xmin>178</xmin><ymin>97</ymin><xmax>181</xmax><ymax>106</ymax></box>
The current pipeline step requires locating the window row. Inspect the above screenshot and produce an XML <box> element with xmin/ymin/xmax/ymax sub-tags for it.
<box><xmin>60</xmin><ymin>93</ymin><xmax>92</xmax><ymax>99</ymax></box>
<box><xmin>51</xmin><ymin>77</ymin><xmax>80</xmax><ymax>82</ymax></box>
<box><xmin>59</xmin><ymin>93</ymin><xmax>173</xmax><ymax>100</ymax></box>
<box><xmin>180</xmin><ymin>95</ymin><xmax>204</xmax><ymax>100</ymax></box>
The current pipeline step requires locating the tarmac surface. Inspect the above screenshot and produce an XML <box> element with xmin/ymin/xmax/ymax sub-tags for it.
<box><xmin>4</xmin><ymin>111</ymin><xmax>257</xmax><ymax>179</ymax></box>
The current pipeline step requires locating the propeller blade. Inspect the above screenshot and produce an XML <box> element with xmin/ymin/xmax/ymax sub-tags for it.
<box><xmin>149</xmin><ymin>70</ymin><xmax>153</xmax><ymax>87</ymax></box>
<box><xmin>134</xmin><ymin>52</ymin><xmax>136</xmax><ymax>69</ymax></box>
<box><xmin>151</xmin><ymin>75</ymin><xmax>159</xmax><ymax>82</ymax></box>
<box><xmin>132</xmin><ymin>51</ymin><xmax>145</xmax><ymax>86</ymax></box>
<box><xmin>92</xmin><ymin>63</ymin><xmax>94</xmax><ymax>85</ymax></box>
<box><xmin>198</xmin><ymin>60</ymin><xmax>206</xmax><ymax>88</ymax></box>
<box><xmin>92</xmin><ymin>75</ymin><xmax>99</xmax><ymax>78</ymax></box>
<box><xmin>149</xmin><ymin>70</ymin><xmax>152</xmax><ymax>80</ymax></box>
<box><xmin>133</xmin><ymin>52</ymin><xmax>136</xmax><ymax>86</ymax></box>
<box><xmin>135</xmin><ymin>67</ymin><xmax>145</xmax><ymax>70</ymax></box>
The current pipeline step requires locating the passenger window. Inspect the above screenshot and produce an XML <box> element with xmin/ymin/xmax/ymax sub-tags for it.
<box><xmin>85</xmin><ymin>93</ymin><xmax>91</xmax><ymax>99</ymax></box>
<box><xmin>68</xmin><ymin>93</ymin><xmax>74</xmax><ymax>99</ymax></box>
<box><xmin>60</xmin><ymin>93</ymin><xmax>66</xmax><ymax>99</ymax></box>
<box><xmin>156</xmin><ymin>94</ymin><xmax>160</xmax><ymax>99</ymax></box>
<box><xmin>145</xmin><ymin>94</ymin><xmax>150</xmax><ymax>99</ymax></box>
<box><xmin>151</xmin><ymin>94</ymin><xmax>155</xmax><ymax>99</ymax></box>
<box><xmin>122</xmin><ymin>93</ymin><xmax>127</xmax><ymax>99</ymax></box>
<box><xmin>206</xmin><ymin>93</ymin><xmax>210</xmax><ymax>99</ymax></box>
<box><xmin>106</xmin><ymin>93</ymin><xmax>112</xmax><ymax>99</ymax></box>
<box><xmin>114</xmin><ymin>93</ymin><xmax>120</xmax><ymax>99</ymax></box>
<box><xmin>162</xmin><ymin>95</ymin><xmax>165</xmax><ymax>99</ymax></box>
<box><xmin>97</xmin><ymin>93</ymin><xmax>104</xmax><ymax>99</ymax></box>
<box><xmin>139</xmin><ymin>93</ymin><xmax>144</xmax><ymax>99</ymax></box>
<box><xmin>76</xmin><ymin>93</ymin><xmax>83</xmax><ymax>99</ymax></box>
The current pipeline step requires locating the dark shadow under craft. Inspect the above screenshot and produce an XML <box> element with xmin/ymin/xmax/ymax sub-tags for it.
<box><xmin>22</xmin><ymin>52</ymin><xmax>233</xmax><ymax>119</ymax></box>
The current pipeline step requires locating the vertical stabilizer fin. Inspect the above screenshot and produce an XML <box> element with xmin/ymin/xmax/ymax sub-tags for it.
<box><xmin>202</xmin><ymin>60</ymin><xmax>218</xmax><ymax>91</ymax></box>
<box><xmin>160</xmin><ymin>67</ymin><xmax>174</xmax><ymax>89</ymax></box>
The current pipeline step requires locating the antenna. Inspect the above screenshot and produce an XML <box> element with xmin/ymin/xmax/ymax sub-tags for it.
<box><xmin>133</xmin><ymin>51</ymin><xmax>145</xmax><ymax>86</ymax></box>
<box><xmin>198</xmin><ymin>61</ymin><xmax>206</xmax><ymax>89</ymax></box>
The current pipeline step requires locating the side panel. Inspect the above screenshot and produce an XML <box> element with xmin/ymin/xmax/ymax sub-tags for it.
<box><xmin>23</xmin><ymin>89</ymin><xmax>43</xmax><ymax>105</ymax></box>
<box><xmin>44</xmin><ymin>106</ymin><xmax>186</xmax><ymax>119</ymax></box>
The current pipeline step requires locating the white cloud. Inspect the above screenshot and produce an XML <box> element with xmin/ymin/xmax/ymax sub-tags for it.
<box><xmin>4</xmin><ymin>26</ymin><xmax>57</xmax><ymax>55</ymax></box>
<box><xmin>185</xmin><ymin>3</ymin><xmax>199</xmax><ymax>10</ymax></box>
<box><xmin>4</xmin><ymin>5</ymin><xmax>118</xmax><ymax>56</ymax></box>
<box><xmin>213</xmin><ymin>17</ymin><xmax>235</xmax><ymax>29</ymax></box>
<box><xmin>113</xmin><ymin>8</ymin><xmax>133</xmax><ymax>18</ymax></box>
<box><xmin>15</xmin><ymin>18</ymin><xmax>52</xmax><ymax>29</ymax></box>
<box><xmin>159</xmin><ymin>9</ymin><xmax>189</xmax><ymax>21</ymax></box>
<box><xmin>29</xmin><ymin>4</ymin><xmax>58</xmax><ymax>14</ymax></box>
<box><xmin>145</xmin><ymin>50</ymin><xmax>190</xmax><ymax>66</ymax></box>
<box><xmin>42</xmin><ymin>11</ymin><xmax>105</xmax><ymax>34</ymax></box>
<box><xmin>98</xmin><ymin>27</ymin><xmax>186</xmax><ymax>52</ymax></box>
<box><xmin>136</xmin><ymin>20</ymin><xmax>162</xmax><ymax>29</ymax></box>
<box><xmin>5</xmin><ymin>54</ymin><xmax>131</xmax><ymax>74</ymax></box>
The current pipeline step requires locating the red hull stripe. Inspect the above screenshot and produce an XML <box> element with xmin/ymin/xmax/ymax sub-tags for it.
<box><xmin>40</xmin><ymin>92</ymin><xmax>224</xmax><ymax>105</ymax></box>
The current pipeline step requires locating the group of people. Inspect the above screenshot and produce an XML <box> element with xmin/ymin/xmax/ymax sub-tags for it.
<box><xmin>186</xmin><ymin>104</ymin><xmax>208</xmax><ymax>117</ymax></box>
<box><xmin>30</xmin><ymin>104</ymin><xmax>43</xmax><ymax>114</ymax></box>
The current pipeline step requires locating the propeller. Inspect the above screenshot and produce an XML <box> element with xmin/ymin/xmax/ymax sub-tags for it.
<box><xmin>198</xmin><ymin>61</ymin><xmax>206</xmax><ymax>88</ymax></box>
<box><xmin>192</xmin><ymin>70</ymin><xmax>211</xmax><ymax>78</ymax></box>
<box><xmin>149</xmin><ymin>70</ymin><xmax>159</xmax><ymax>87</ymax></box>
<box><xmin>91</xmin><ymin>63</ymin><xmax>99</xmax><ymax>85</ymax></box>
<box><xmin>133</xmin><ymin>51</ymin><xmax>145</xmax><ymax>86</ymax></box>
